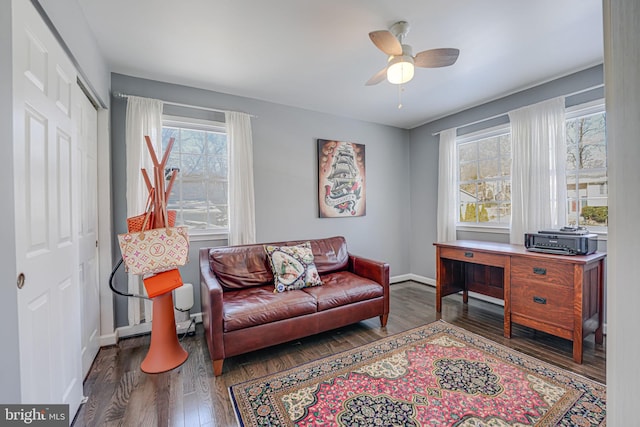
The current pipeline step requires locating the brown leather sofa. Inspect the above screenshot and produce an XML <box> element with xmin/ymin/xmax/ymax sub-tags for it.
<box><xmin>199</xmin><ymin>236</ymin><xmax>390</xmax><ymax>376</ymax></box>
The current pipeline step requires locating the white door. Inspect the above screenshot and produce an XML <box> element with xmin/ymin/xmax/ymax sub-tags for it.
<box><xmin>12</xmin><ymin>0</ymin><xmax>83</xmax><ymax>418</ymax></box>
<box><xmin>77</xmin><ymin>89</ymin><xmax>100</xmax><ymax>378</ymax></box>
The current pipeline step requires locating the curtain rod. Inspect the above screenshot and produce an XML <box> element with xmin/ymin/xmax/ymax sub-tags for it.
<box><xmin>431</xmin><ymin>84</ymin><xmax>604</xmax><ymax>136</ymax></box>
<box><xmin>113</xmin><ymin>92</ymin><xmax>257</xmax><ymax>118</ymax></box>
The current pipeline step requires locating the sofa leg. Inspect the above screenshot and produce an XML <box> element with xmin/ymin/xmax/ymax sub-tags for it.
<box><xmin>379</xmin><ymin>314</ymin><xmax>388</xmax><ymax>327</ymax></box>
<box><xmin>213</xmin><ymin>359</ymin><xmax>224</xmax><ymax>376</ymax></box>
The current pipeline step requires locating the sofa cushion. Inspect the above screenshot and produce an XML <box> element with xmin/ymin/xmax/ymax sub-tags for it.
<box><xmin>309</xmin><ymin>236</ymin><xmax>349</xmax><ymax>273</ymax></box>
<box><xmin>265</xmin><ymin>242</ymin><xmax>323</xmax><ymax>292</ymax></box>
<box><xmin>209</xmin><ymin>236</ymin><xmax>349</xmax><ymax>289</ymax></box>
<box><xmin>209</xmin><ymin>246</ymin><xmax>273</xmax><ymax>289</ymax></box>
<box><xmin>302</xmin><ymin>271</ymin><xmax>383</xmax><ymax>311</ymax></box>
<box><xmin>222</xmin><ymin>285</ymin><xmax>318</xmax><ymax>332</ymax></box>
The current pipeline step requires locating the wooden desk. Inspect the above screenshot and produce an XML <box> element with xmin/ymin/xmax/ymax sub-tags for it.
<box><xmin>434</xmin><ymin>240</ymin><xmax>606</xmax><ymax>363</ymax></box>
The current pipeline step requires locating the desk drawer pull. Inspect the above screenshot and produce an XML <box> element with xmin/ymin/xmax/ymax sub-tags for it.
<box><xmin>533</xmin><ymin>296</ymin><xmax>547</xmax><ymax>304</ymax></box>
<box><xmin>533</xmin><ymin>267</ymin><xmax>547</xmax><ymax>275</ymax></box>
<box><xmin>464</xmin><ymin>252</ymin><xmax>474</xmax><ymax>258</ymax></box>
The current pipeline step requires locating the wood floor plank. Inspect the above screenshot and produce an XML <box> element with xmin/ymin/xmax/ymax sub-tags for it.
<box><xmin>72</xmin><ymin>281</ymin><xmax>605</xmax><ymax>426</ymax></box>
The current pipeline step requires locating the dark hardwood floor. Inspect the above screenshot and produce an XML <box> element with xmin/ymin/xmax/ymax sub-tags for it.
<box><xmin>73</xmin><ymin>281</ymin><xmax>606</xmax><ymax>426</ymax></box>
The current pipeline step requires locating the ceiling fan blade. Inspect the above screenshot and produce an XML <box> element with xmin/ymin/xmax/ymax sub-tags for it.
<box><xmin>414</xmin><ymin>48</ymin><xmax>460</xmax><ymax>68</ymax></box>
<box><xmin>369</xmin><ymin>30</ymin><xmax>402</xmax><ymax>56</ymax></box>
<box><xmin>365</xmin><ymin>67</ymin><xmax>388</xmax><ymax>86</ymax></box>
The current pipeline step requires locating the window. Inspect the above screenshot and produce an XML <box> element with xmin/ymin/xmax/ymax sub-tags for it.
<box><xmin>457</xmin><ymin>126</ymin><xmax>512</xmax><ymax>226</ymax></box>
<box><xmin>161</xmin><ymin>116</ymin><xmax>228</xmax><ymax>234</ymax></box>
<box><xmin>565</xmin><ymin>102</ymin><xmax>607</xmax><ymax>230</ymax></box>
<box><xmin>454</xmin><ymin>100</ymin><xmax>608</xmax><ymax>232</ymax></box>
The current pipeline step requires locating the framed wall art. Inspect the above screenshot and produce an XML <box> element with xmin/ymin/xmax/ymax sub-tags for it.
<box><xmin>317</xmin><ymin>139</ymin><xmax>366</xmax><ymax>218</ymax></box>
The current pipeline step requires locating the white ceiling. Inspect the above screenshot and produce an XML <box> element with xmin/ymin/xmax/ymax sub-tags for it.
<box><xmin>77</xmin><ymin>0</ymin><xmax>603</xmax><ymax>129</ymax></box>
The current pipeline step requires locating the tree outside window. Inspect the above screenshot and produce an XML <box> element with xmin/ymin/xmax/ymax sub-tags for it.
<box><xmin>162</xmin><ymin>118</ymin><xmax>228</xmax><ymax>232</ymax></box>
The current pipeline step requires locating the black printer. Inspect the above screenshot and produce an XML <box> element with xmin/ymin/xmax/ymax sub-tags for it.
<box><xmin>525</xmin><ymin>226</ymin><xmax>598</xmax><ymax>255</ymax></box>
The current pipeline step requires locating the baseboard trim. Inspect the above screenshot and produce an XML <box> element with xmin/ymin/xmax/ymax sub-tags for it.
<box><xmin>117</xmin><ymin>322</ymin><xmax>153</xmax><ymax>339</ymax></box>
<box><xmin>99</xmin><ymin>332</ymin><xmax>118</xmax><ymax>347</ymax></box>
<box><xmin>111</xmin><ymin>312</ymin><xmax>205</xmax><ymax>341</ymax></box>
<box><xmin>392</xmin><ymin>273</ymin><xmax>435</xmax><ymax>286</ymax></box>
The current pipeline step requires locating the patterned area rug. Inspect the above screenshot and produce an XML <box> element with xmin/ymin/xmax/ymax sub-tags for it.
<box><xmin>229</xmin><ymin>321</ymin><xmax>605</xmax><ymax>426</ymax></box>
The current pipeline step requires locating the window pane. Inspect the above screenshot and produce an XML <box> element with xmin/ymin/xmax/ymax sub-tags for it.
<box><xmin>162</xmin><ymin>119</ymin><xmax>228</xmax><ymax>232</ymax></box>
<box><xmin>460</xmin><ymin>202</ymin><xmax>477</xmax><ymax>223</ymax></box>
<box><xmin>580</xmin><ymin>141</ymin><xmax>607</xmax><ymax>169</ymax></box>
<box><xmin>499</xmin><ymin>135</ymin><xmax>511</xmax><ymax>157</ymax></box>
<box><xmin>478</xmin><ymin>138</ymin><xmax>498</xmax><ymax>159</ymax></box>
<box><xmin>478</xmin><ymin>159</ymin><xmax>500</xmax><ymax>180</ymax></box>
<box><xmin>567</xmin><ymin>200</ymin><xmax>579</xmax><ymax>226</ymax></box>
<box><xmin>163</xmin><ymin>127</ymin><xmax>179</xmax><ymax>148</ymax></box>
<box><xmin>566</xmin><ymin>173</ymin><xmax>579</xmax><ymax>199</ymax></box>
<box><xmin>566</xmin><ymin>143</ymin><xmax>578</xmax><ymax>170</ymax></box>
<box><xmin>458</xmin><ymin>142</ymin><xmax>477</xmax><ymax>162</ymax></box>
<box><xmin>460</xmin><ymin>162</ymin><xmax>477</xmax><ymax>182</ymax></box>
<box><xmin>208</xmin><ymin>132</ymin><xmax>227</xmax><ymax>155</ymax></box>
<box><xmin>460</xmin><ymin>183</ymin><xmax>477</xmax><ymax>199</ymax></box>
<box><xmin>500</xmin><ymin>157</ymin><xmax>511</xmax><ymax>177</ymax></box>
<box><xmin>208</xmin><ymin>156</ymin><xmax>228</xmax><ymax>179</ymax></box>
<box><xmin>579</xmin><ymin>202</ymin><xmax>608</xmax><ymax>227</ymax></box>
<box><xmin>579</xmin><ymin>170</ymin><xmax>608</xmax><ymax>197</ymax></box>
<box><xmin>478</xmin><ymin>181</ymin><xmax>496</xmax><ymax>202</ymax></box>
<box><xmin>207</xmin><ymin>179</ymin><xmax>228</xmax><ymax>205</ymax></box>
<box><xmin>498</xmin><ymin>203</ymin><xmax>511</xmax><ymax>224</ymax></box>
<box><xmin>482</xmin><ymin>202</ymin><xmax>498</xmax><ymax>222</ymax></box>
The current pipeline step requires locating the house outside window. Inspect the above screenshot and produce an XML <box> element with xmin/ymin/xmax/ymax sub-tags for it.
<box><xmin>457</xmin><ymin>125</ymin><xmax>512</xmax><ymax>226</ymax></box>
<box><xmin>161</xmin><ymin>116</ymin><xmax>228</xmax><ymax>235</ymax></box>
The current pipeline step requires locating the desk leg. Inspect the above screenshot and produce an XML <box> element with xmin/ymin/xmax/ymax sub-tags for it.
<box><xmin>436</xmin><ymin>247</ymin><xmax>442</xmax><ymax>312</ymax></box>
<box><xmin>503</xmin><ymin>258</ymin><xmax>511</xmax><ymax>338</ymax></box>
<box><xmin>595</xmin><ymin>259</ymin><xmax>605</xmax><ymax>345</ymax></box>
<box><xmin>572</xmin><ymin>264</ymin><xmax>584</xmax><ymax>364</ymax></box>
<box><xmin>573</xmin><ymin>337</ymin><xmax>584</xmax><ymax>364</ymax></box>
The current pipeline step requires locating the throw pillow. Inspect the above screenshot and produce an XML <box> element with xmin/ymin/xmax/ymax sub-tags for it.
<box><xmin>264</xmin><ymin>242</ymin><xmax>323</xmax><ymax>292</ymax></box>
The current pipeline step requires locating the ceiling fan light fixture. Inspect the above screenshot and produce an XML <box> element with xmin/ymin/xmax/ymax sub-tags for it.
<box><xmin>387</xmin><ymin>54</ymin><xmax>414</xmax><ymax>84</ymax></box>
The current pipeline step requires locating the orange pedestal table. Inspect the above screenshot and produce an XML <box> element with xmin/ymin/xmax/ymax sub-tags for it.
<box><xmin>140</xmin><ymin>292</ymin><xmax>188</xmax><ymax>373</ymax></box>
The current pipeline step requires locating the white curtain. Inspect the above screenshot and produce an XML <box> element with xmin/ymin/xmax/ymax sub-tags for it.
<box><xmin>509</xmin><ymin>97</ymin><xmax>566</xmax><ymax>244</ymax></box>
<box><xmin>437</xmin><ymin>128</ymin><xmax>458</xmax><ymax>242</ymax></box>
<box><xmin>125</xmin><ymin>96</ymin><xmax>163</xmax><ymax>325</ymax></box>
<box><xmin>226</xmin><ymin>111</ymin><xmax>256</xmax><ymax>246</ymax></box>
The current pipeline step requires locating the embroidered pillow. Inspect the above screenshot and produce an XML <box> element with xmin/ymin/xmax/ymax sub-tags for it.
<box><xmin>264</xmin><ymin>242</ymin><xmax>323</xmax><ymax>292</ymax></box>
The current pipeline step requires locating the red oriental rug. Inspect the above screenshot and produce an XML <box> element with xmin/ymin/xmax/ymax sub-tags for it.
<box><xmin>229</xmin><ymin>321</ymin><xmax>605</xmax><ymax>426</ymax></box>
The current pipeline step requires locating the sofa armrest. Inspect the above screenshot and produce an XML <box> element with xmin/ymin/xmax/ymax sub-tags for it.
<box><xmin>200</xmin><ymin>248</ymin><xmax>225</xmax><ymax>364</ymax></box>
<box><xmin>348</xmin><ymin>254</ymin><xmax>390</xmax><ymax>318</ymax></box>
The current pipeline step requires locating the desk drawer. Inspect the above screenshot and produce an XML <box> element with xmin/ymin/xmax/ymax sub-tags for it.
<box><xmin>511</xmin><ymin>257</ymin><xmax>574</xmax><ymax>288</ymax></box>
<box><xmin>439</xmin><ymin>247</ymin><xmax>507</xmax><ymax>267</ymax></box>
<box><xmin>511</xmin><ymin>282</ymin><xmax>574</xmax><ymax>330</ymax></box>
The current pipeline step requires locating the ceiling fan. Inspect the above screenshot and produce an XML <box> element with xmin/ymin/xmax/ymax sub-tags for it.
<box><xmin>366</xmin><ymin>21</ymin><xmax>460</xmax><ymax>86</ymax></box>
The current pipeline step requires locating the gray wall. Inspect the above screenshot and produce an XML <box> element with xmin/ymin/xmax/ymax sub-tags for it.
<box><xmin>408</xmin><ymin>65</ymin><xmax>605</xmax><ymax>280</ymax></box>
<box><xmin>110</xmin><ymin>73</ymin><xmax>412</xmax><ymax>327</ymax></box>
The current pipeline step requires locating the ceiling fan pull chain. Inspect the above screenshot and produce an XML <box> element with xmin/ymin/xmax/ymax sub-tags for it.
<box><xmin>398</xmin><ymin>84</ymin><xmax>404</xmax><ymax>109</ymax></box>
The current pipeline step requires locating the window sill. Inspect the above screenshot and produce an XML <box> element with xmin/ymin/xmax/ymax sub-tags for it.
<box><xmin>456</xmin><ymin>225</ymin><xmax>510</xmax><ymax>234</ymax></box>
<box><xmin>188</xmin><ymin>230</ymin><xmax>229</xmax><ymax>243</ymax></box>
<box><xmin>456</xmin><ymin>225</ymin><xmax>608</xmax><ymax>240</ymax></box>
